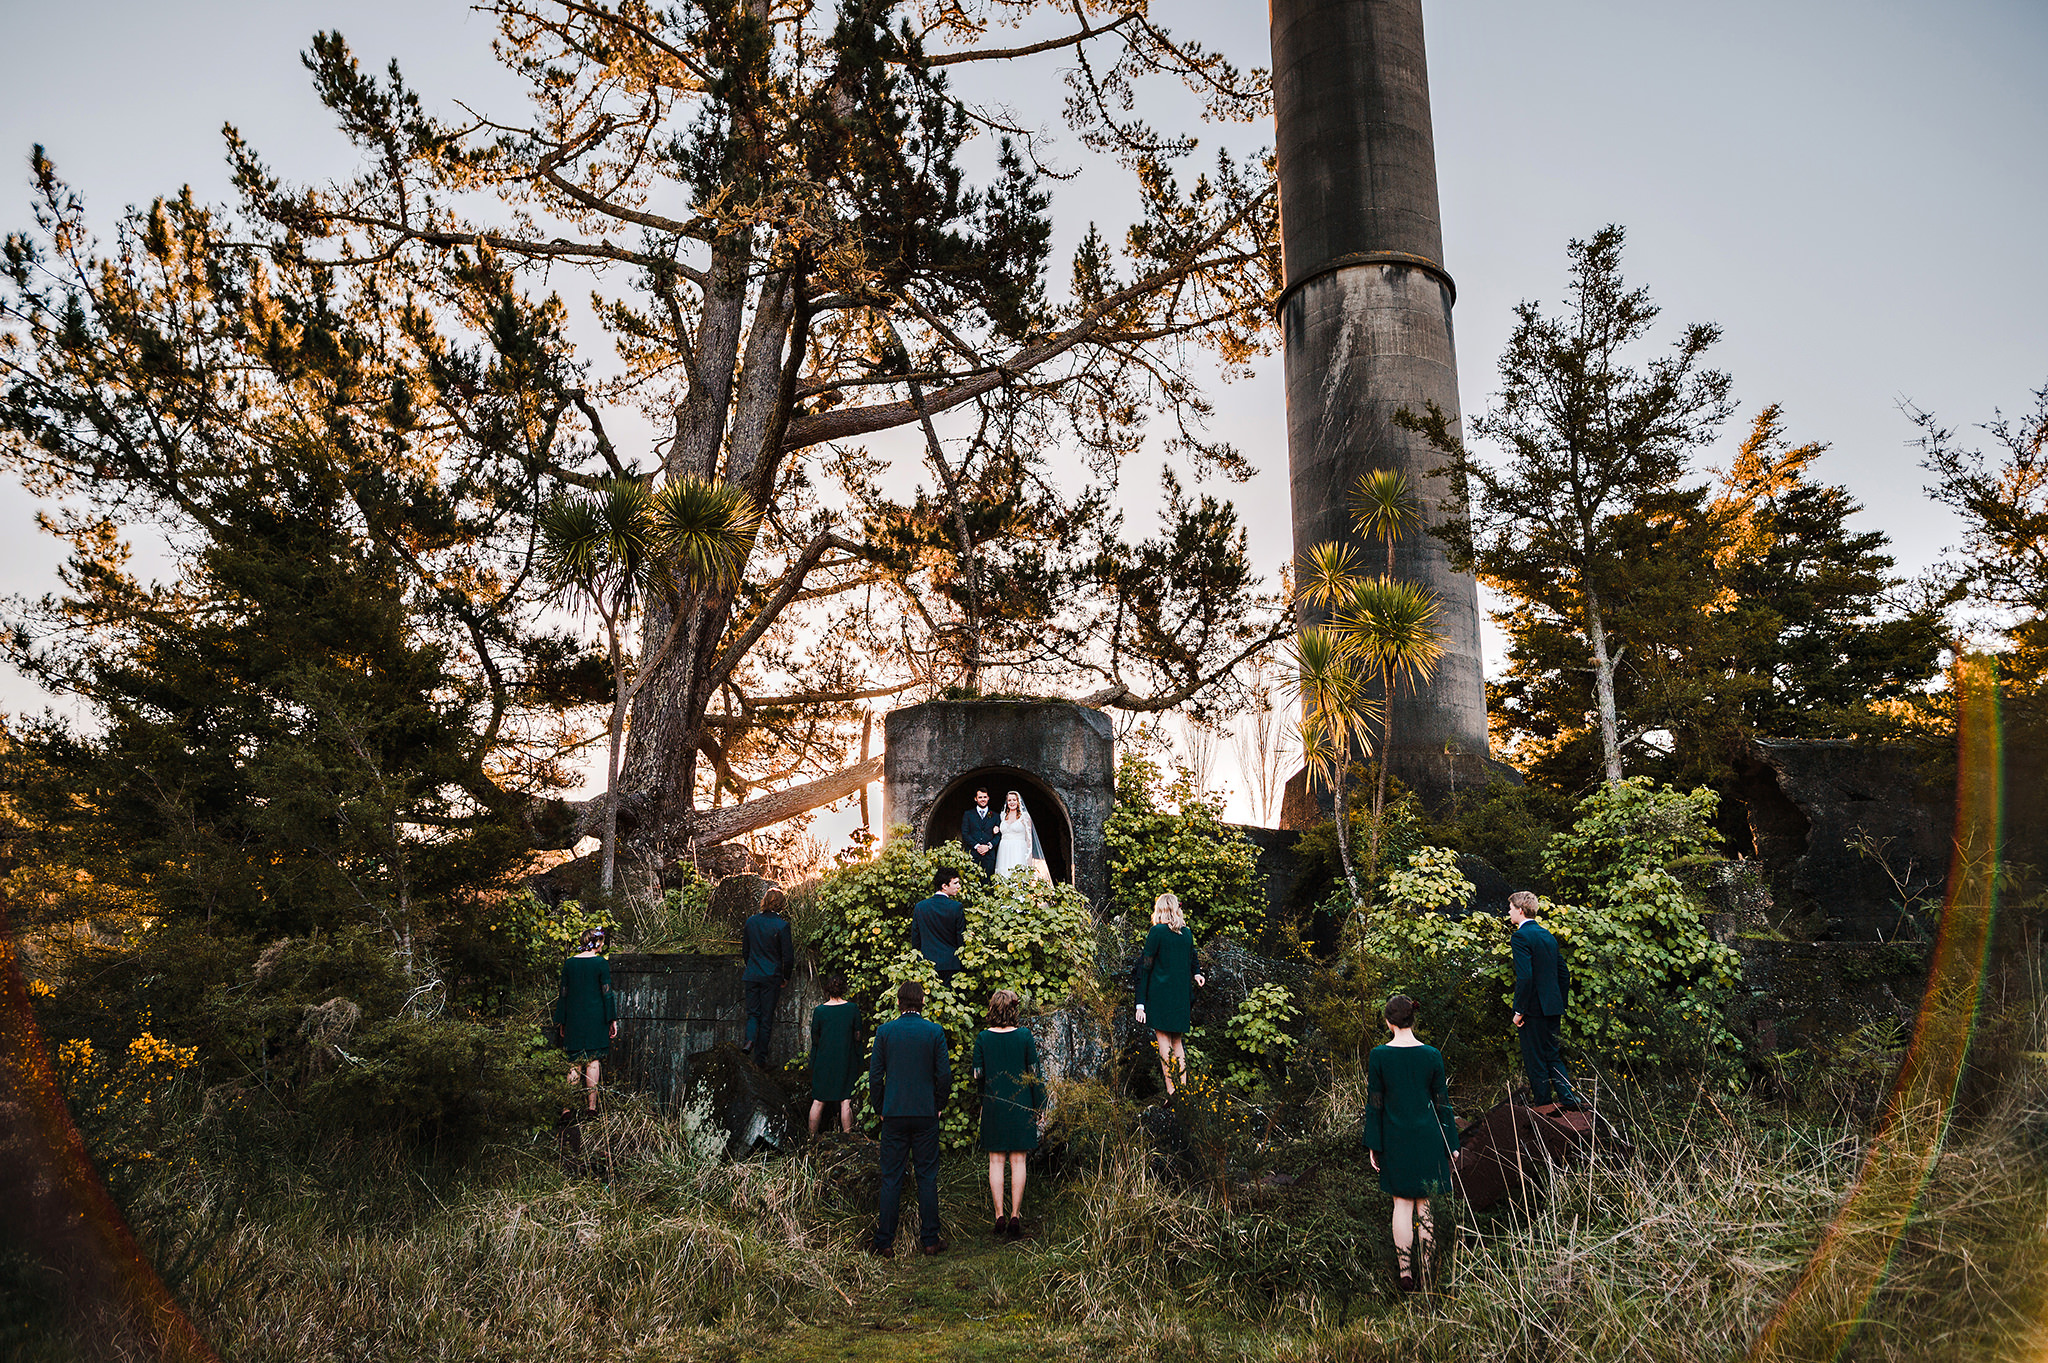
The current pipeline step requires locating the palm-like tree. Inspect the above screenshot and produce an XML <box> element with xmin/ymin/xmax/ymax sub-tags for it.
<box><xmin>1291</xmin><ymin>470</ymin><xmax>1446</xmax><ymax>895</ymax></box>
<box><xmin>1350</xmin><ymin>469</ymin><xmax>1423</xmax><ymax>575</ymax></box>
<box><xmin>1335</xmin><ymin>576</ymin><xmax>1444</xmax><ymax>870</ymax></box>
<box><xmin>539</xmin><ymin>476</ymin><xmax>759</xmax><ymax>890</ymax></box>
<box><xmin>1289</xmin><ymin>624</ymin><xmax>1379</xmax><ymax>903</ymax></box>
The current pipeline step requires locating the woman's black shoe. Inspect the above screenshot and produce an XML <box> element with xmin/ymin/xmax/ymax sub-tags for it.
<box><xmin>993</xmin><ymin>1215</ymin><xmax>1009</xmax><ymax>1237</ymax></box>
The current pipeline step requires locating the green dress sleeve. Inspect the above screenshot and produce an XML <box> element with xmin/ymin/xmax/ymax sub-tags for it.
<box><xmin>972</xmin><ymin>1031</ymin><xmax>987</xmax><ymax>1087</ymax></box>
<box><xmin>1432</xmin><ymin>1051</ymin><xmax>1458</xmax><ymax>1153</ymax></box>
<box><xmin>1136</xmin><ymin>925</ymin><xmax>1162</xmax><ymax>1006</ymax></box>
<box><xmin>1362</xmin><ymin>1048</ymin><xmax>1386</xmax><ymax>1152</ymax></box>
<box><xmin>1025</xmin><ymin>1031</ymin><xmax>1045</xmax><ymax>1113</ymax></box>
<box><xmin>600</xmin><ymin>957</ymin><xmax>618</xmax><ymax>1024</ymax></box>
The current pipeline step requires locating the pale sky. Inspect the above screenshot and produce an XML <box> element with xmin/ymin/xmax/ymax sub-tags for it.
<box><xmin>2</xmin><ymin>1</ymin><xmax>2043</xmax><ymax>831</ymax></box>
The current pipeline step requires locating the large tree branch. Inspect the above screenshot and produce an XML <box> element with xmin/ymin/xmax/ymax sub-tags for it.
<box><xmin>1078</xmin><ymin>624</ymin><xmax>1288</xmax><ymax>713</ymax></box>
<box><xmin>909</xmin><ymin>12</ymin><xmax>1135</xmax><ymax>68</ymax></box>
<box><xmin>688</xmin><ymin>754</ymin><xmax>883</xmax><ymax>847</ymax></box>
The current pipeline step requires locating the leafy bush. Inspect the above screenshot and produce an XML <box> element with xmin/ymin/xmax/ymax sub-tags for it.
<box><xmin>1221</xmin><ymin>981</ymin><xmax>1299</xmax><ymax>1091</ymax></box>
<box><xmin>809</xmin><ymin>830</ymin><xmax>1095</xmax><ymax>1146</ymax></box>
<box><xmin>1346</xmin><ymin>895</ymin><xmax>1513</xmax><ymax>1083</ymax></box>
<box><xmin>1346</xmin><ymin>780</ymin><xmax>1745</xmax><ymax>1086</ymax></box>
<box><xmin>1545</xmin><ymin>874</ymin><xmax>1745</xmax><ymax>1081</ymax></box>
<box><xmin>1379</xmin><ymin>844</ymin><xmax>1475</xmax><ymax>913</ymax></box>
<box><xmin>1105</xmin><ymin>749</ymin><xmax>1260</xmax><ymax>940</ymax></box>
<box><xmin>1543</xmin><ymin>776</ymin><xmax>1723</xmax><ymax>900</ymax></box>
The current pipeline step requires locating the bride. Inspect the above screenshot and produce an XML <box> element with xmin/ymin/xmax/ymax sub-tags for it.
<box><xmin>993</xmin><ymin>790</ymin><xmax>1051</xmax><ymax>882</ymax></box>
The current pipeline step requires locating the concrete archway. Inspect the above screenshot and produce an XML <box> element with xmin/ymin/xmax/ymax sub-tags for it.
<box><xmin>922</xmin><ymin>766</ymin><xmax>1075</xmax><ymax>888</ymax></box>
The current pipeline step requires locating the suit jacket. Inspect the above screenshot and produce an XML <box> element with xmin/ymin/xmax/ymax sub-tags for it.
<box><xmin>740</xmin><ymin>911</ymin><xmax>795</xmax><ymax>983</ymax></box>
<box><xmin>960</xmin><ymin>805</ymin><xmax>1001</xmax><ymax>871</ymax></box>
<box><xmin>1512</xmin><ymin>919</ymin><xmax>1570</xmax><ymax>1018</ymax></box>
<box><xmin>869</xmin><ymin>1011</ymin><xmax>952</xmax><ymax>1118</ymax></box>
<box><xmin>911</xmin><ymin>894</ymin><xmax>966</xmax><ymax>973</ymax></box>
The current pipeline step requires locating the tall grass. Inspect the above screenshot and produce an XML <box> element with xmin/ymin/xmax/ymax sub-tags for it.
<box><xmin>1274</xmin><ymin>995</ymin><xmax>2048</xmax><ymax>1363</ymax></box>
<box><xmin>175</xmin><ymin>1094</ymin><xmax>879</xmax><ymax>1363</ymax></box>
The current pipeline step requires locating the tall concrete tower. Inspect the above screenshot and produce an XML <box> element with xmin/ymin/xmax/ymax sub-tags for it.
<box><xmin>1270</xmin><ymin>0</ymin><xmax>1494</xmax><ymax>810</ymax></box>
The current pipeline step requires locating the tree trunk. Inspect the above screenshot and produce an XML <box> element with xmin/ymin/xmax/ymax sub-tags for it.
<box><xmin>1585</xmin><ymin>587</ymin><xmax>1625</xmax><ymax>783</ymax></box>
<box><xmin>1371</xmin><ymin>662</ymin><xmax>1394</xmax><ymax>880</ymax></box>
<box><xmin>1334</xmin><ymin>777</ymin><xmax>1361</xmax><ymax>903</ymax></box>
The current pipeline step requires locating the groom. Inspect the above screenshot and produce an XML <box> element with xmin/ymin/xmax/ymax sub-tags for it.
<box><xmin>959</xmin><ymin>787</ymin><xmax>1000</xmax><ymax>877</ymax></box>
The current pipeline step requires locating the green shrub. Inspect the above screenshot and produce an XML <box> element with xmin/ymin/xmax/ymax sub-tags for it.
<box><xmin>1542</xmin><ymin>775</ymin><xmax>1723</xmax><ymax>900</ymax></box>
<box><xmin>1221</xmin><ymin>981</ymin><xmax>1300</xmax><ymax>1092</ymax></box>
<box><xmin>1424</xmin><ymin>779</ymin><xmax>1575</xmax><ymax>891</ymax></box>
<box><xmin>1379</xmin><ymin>844</ymin><xmax>1475</xmax><ymax>913</ymax></box>
<box><xmin>809</xmin><ymin>830</ymin><xmax>1095</xmax><ymax>1146</ymax></box>
<box><xmin>1348</xmin><ymin>780</ymin><xmax>1745</xmax><ymax>1087</ymax></box>
<box><xmin>1105</xmin><ymin>749</ymin><xmax>1260</xmax><ymax>940</ymax></box>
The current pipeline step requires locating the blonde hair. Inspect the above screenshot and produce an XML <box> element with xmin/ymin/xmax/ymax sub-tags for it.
<box><xmin>1151</xmin><ymin>893</ymin><xmax>1185</xmax><ymax>929</ymax></box>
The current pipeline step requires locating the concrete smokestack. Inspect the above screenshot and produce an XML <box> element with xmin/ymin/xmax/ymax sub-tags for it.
<box><xmin>1270</xmin><ymin>0</ymin><xmax>1494</xmax><ymax>811</ymax></box>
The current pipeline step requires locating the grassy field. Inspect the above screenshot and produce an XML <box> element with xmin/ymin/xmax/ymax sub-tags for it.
<box><xmin>97</xmin><ymin>1014</ymin><xmax>2037</xmax><ymax>1363</ymax></box>
<box><xmin>15</xmin><ymin>988</ymin><xmax>2046</xmax><ymax>1363</ymax></box>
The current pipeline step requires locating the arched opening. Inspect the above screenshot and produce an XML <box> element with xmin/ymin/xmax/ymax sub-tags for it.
<box><xmin>923</xmin><ymin>766</ymin><xmax>1076</xmax><ymax>888</ymax></box>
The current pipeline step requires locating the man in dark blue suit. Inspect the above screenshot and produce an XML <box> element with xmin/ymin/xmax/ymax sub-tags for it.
<box><xmin>868</xmin><ymin>979</ymin><xmax>952</xmax><ymax>1256</ymax></box>
<box><xmin>740</xmin><ymin>885</ymin><xmax>795</xmax><ymax>1063</ymax></box>
<box><xmin>911</xmin><ymin>870</ymin><xmax>967</xmax><ymax>987</ymax></box>
<box><xmin>1509</xmin><ymin>890</ymin><xmax>1585</xmax><ymax>1111</ymax></box>
<box><xmin>959</xmin><ymin>787</ymin><xmax>1000</xmax><ymax>877</ymax></box>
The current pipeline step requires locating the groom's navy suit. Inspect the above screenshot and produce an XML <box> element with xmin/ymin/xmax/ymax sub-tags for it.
<box><xmin>959</xmin><ymin>803</ymin><xmax>1001</xmax><ymax>876</ymax></box>
<box><xmin>1512</xmin><ymin>917</ymin><xmax>1582</xmax><ymax>1106</ymax></box>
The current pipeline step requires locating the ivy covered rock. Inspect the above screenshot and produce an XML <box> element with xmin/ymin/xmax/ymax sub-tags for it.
<box><xmin>809</xmin><ymin>831</ymin><xmax>1095</xmax><ymax>1147</ymax></box>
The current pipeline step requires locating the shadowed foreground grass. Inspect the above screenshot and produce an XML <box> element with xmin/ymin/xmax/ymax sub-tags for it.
<box><xmin>34</xmin><ymin>1002</ymin><xmax>2048</xmax><ymax>1362</ymax></box>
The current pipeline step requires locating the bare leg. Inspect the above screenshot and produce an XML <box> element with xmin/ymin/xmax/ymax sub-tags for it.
<box><xmin>808</xmin><ymin>1099</ymin><xmax>824</xmax><ymax>1135</ymax></box>
<box><xmin>1413</xmin><ymin>1196</ymin><xmax>1434</xmax><ymax>1283</ymax></box>
<box><xmin>1153</xmin><ymin>1030</ymin><xmax>1180</xmax><ymax>1095</ymax></box>
<box><xmin>584</xmin><ymin>1059</ymin><xmax>601</xmax><ymax>1110</ymax></box>
<box><xmin>1007</xmin><ymin>1151</ymin><xmax>1028</xmax><ymax>1220</ymax></box>
<box><xmin>987</xmin><ymin>1152</ymin><xmax>1005</xmax><ymax>1219</ymax></box>
<box><xmin>1391</xmin><ymin>1196</ymin><xmax>1417</xmax><ymax>1280</ymax></box>
<box><xmin>839</xmin><ymin>1100</ymin><xmax>853</xmax><ymax>1133</ymax></box>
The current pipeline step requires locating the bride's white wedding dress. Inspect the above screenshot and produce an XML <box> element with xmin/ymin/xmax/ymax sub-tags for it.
<box><xmin>994</xmin><ymin>814</ymin><xmax>1032</xmax><ymax>876</ymax></box>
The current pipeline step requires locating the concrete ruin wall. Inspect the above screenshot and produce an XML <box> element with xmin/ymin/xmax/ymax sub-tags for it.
<box><xmin>607</xmin><ymin>953</ymin><xmax>818</xmax><ymax>1108</ymax></box>
<box><xmin>882</xmin><ymin>699</ymin><xmax>1116</xmax><ymax>908</ymax></box>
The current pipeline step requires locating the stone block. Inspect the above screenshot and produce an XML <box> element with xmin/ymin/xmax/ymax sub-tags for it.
<box><xmin>882</xmin><ymin>699</ymin><xmax>1115</xmax><ymax>907</ymax></box>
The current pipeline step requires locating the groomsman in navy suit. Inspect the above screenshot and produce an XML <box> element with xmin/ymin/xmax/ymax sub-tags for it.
<box><xmin>1509</xmin><ymin>890</ymin><xmax>1585</xmax><ymax>1111</ymax></box>
<box><xmin>868</xmin><ymin>979</ymin><xmax>952</xmax><ymax>1257</ymax></box>
<box><xmin>911</xmin><ymin>870</ymin><xmax>967</xmax><ymax>988</ymax></box>
<box><xmin>959</xmin><ymin>787</ymin><xmax>1000</xmax><ymax>877</ymax></box>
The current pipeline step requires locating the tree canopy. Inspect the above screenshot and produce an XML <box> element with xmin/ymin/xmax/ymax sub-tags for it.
<box><xmin>2</xmin><ymin>1</ymin><xmax>1290</xmax><ymax>897</ymax></box>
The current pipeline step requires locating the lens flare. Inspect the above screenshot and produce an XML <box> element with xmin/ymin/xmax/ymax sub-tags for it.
<box><xmin>1746</xmin><ymin>655</ymin><xmax>2004</xmax><ymax>1362</ymax></box>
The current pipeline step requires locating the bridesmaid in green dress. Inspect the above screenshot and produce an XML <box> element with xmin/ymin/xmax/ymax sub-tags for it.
<box><xmin>1134</xmin><ymin>893</ymin><xmax>1205</xmax><ymax>1095</ymax></box>
<box><xmin>808</xmin><ymin>972</ymin><xmax>860</xmax><ymax>1135</ymax></box>
<box><xmin>553</xmin><ymin>927</ymin><xmax>619</xmax><ymax>1120</ymax></box>
<box><xmin>1362</xmin><ymin>994</ymin><xmax>1460</xmax><ymax>1292</ymax></box>
<box><xmin>972</xmin><ymin>989</ymin><xmax>1045</xmax><ymax>1239</ymax></box>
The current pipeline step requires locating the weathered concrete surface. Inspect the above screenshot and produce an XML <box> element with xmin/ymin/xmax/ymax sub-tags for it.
<box><xmin>882</xmin><ymin>700</ymin><xmax>1115</xmax><ymax>907</ymax></box>
<box><xmin>687</xmin><ymin>1041</ymin><xmax>800</xmax><ymax>1159</ymax></box>
<box><xmin>1733</xmin><ymin>739</ymin><xmax>1950</xmax><ymax>942</ymax></box>
<box><xmin>607</xmin><ymin>953</ymin><xmax>818</xmax><ymax>1108</ymax></box>
<box><xmin>1270</xmin><ymin>0</ymin><xmax>1493</xmax><ymax>804</ymax></box>
<box><xmin>1734</xmin><ymin>939</ymin><xmax>1927</xmax><ymax>1057</ymax></box>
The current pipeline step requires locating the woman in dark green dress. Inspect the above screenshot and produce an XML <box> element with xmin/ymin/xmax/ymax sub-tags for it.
<box><xmin>973</xmin><ymin>989</ymin><xmax>1045</xmax><ymax>1239</ymax></box>
<box><xmin>1134</xmin><ymin>893</ymin><xmax>1204</xmax><ymax>1095</ymax></box>
<box><xmin>808</xmin><ymin>972</ymin><xmax>860</xmax><ymax>1135</ymax></box>
<box><xmin>1362</xmin><ymin>994</ymin><xmax>1459</xmax><ymax>1292</ymax></box>
<box><xmin>553</xmin><ymin>927</ymin><xmax>619</xmax><ymax>1120</ymax></box>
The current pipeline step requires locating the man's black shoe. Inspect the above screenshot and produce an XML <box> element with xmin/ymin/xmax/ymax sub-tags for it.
<box><xmin>867</xmin><ymin>1242</ymin><xmax>894</xmax><ymax>1259</ymax></box>
<box><xmin>921</xmin><ymin>1237</ymin><xmax>950</xmax><ymax>1256</ymax></box>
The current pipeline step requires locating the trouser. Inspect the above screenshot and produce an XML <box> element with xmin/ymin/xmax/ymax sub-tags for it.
<box><xmin>743</xmin><ymin>979</ymin><xmax>781</xmax><ymax>1058</ymax></box>
<box><xmin>1520</xmin><ymin>1011</ymin><xmax>1581</xmax><ymax>1104</ymax></box>
<box><xmin>873</xmin><ymin>1115</ymin><xmax>943</xmax><ymax>1250</ymax></box>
